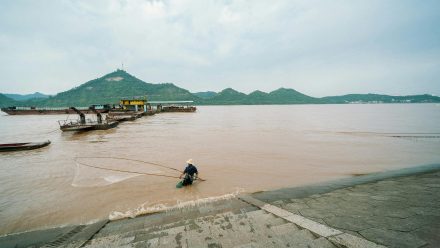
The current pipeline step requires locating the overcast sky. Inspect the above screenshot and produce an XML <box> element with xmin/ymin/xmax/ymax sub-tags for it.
<box><xmin>0</xmin><ymin>0</ymin><xmax>439</xmax><ymax>97</ymax></box>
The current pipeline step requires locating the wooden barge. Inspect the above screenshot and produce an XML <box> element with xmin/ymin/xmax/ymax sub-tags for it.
<box><xmin>160</xmin><ymin>105</ymin><xmax>197</xmax><ymax>112</ymax></box>
<box><xmin>153</xmin><ymin>101</ymin><xmax>197</xmax><ymax>113</ymax></box>
<box><xmin>1</xmin><ymin>105</ymin><xmax>112</xmax><ymax>115</ymax></box>
<box><xmin>1</xmin><ymin>100</ymin><xmax>197</xmax><ymax>116</ymax></box>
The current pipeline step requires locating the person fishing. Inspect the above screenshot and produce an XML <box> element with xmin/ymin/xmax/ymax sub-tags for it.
<box><xmin>179</xmin><ymin>159</ymin><xmax>198</xmax><ymax>186</ymax></box>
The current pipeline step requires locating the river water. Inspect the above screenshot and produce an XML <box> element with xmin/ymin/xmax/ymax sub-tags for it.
<box><xmin>1</xmin><ymin>104</ymin><xmax>440</xmax><ymax>235</ymax></box>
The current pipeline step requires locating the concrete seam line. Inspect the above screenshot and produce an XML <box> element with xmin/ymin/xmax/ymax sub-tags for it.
<box><xmin>240</xmin><ymin>195</ymin><xmax>387</xmax><ymax>248</ymax></box>
<box><xmin>261</xmin><ymin>204</ymin><xmax>293</xmax><ymax>217</ymax></box>
<box><xmin>281</xmin><ymin>214</ymin><xmax>342</xmax><ymax>237</ymax></box>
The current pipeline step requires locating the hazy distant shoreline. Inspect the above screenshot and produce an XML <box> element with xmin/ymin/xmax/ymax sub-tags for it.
<box><xmin>1</xmin><ymin>70</ymin><xmax>439</xmax><ymax>108</ymax></box>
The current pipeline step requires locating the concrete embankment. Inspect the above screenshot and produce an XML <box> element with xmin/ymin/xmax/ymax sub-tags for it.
<box><xmin>1</xmin><ymin>164</ymin><xmax>439</xmax><ymax>248</ymax></box>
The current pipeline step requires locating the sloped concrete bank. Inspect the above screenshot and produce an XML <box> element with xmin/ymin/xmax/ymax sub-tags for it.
<box><xmin>1</xmin><ymin>163</ymin><xmax>439</xmax><ymax>248</ymax></box>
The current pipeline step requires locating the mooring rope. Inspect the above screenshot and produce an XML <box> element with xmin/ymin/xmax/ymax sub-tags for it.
<box><xmin>74</xmin><ymin>156</ymin><xmax>206</xmax><ymax>181</ymax></box>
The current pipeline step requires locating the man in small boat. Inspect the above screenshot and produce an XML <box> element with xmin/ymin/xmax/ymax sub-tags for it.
<box><xmin>180</xmin><ymin>159</ymin><xmax>198</xmax><ymax>186</ymax></box>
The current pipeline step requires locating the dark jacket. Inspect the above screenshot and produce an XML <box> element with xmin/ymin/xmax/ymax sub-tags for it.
<box><xmin>184</xmin><ymin>164</ymin><xmax>198</xmax><ymax>177</ymax></box>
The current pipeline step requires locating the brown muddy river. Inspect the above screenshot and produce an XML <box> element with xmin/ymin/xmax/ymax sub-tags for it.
<box><xmin>1</xmin><ymin>104</ymin><xmax>440</xmax><ymax>235</ymax></box>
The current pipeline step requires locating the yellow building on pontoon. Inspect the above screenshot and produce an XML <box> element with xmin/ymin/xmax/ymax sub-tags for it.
<box><xmin>120</xmin><ymin>98</ymin><xmax>150</xmax><ymax>112</ymax></box>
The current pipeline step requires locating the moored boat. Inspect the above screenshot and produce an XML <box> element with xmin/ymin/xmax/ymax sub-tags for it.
<box><xmin>58</xmin><ymin>107</ymin><xmax>119</xmax><ymax>132</ymax></box>
<box><xmin>1</xmin><ymin>104</ymin><xmax>112</xmax><ymax>115</ymax></box>
<box><xmin>161</xmin><ymin>105</ymin><xmax>197</xmax><ymax>112</ymax></box>
<box><xmin>0</xmin><ymin>140</ymin><xmax>51</xmax><ymax>152</ymax></box>
<box><xmin>59</xmin><ymin>121</ymin><xmax>95</xmax><ymax>131</ymax></box>
<box><xmin>59</xmin><ymin>120</ymin><xmax>119</xmax><ymax>131</ymax></box>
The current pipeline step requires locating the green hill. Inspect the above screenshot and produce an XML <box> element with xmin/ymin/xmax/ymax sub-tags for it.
<box><xmin>194</xmin><ymin>91</ymin><xmax>218</xmax><ymax>99</ymax></box>
<box><xmin>21</xmin><ymin>70</ymin><xmax>199</xmax><ymax>107</ymax></box>
<box><xmin>0</xmin><ymin>94</ymin><xmax>17</xmax><ymax>107</ymax></box>
<box><xmin>247</xmin><ymin>90</ymin><xmax>271</xmax><ymax>104</ymax></box>
<box><xmin>204</xmin><ymin>88</ymin><xmax>248</xmax><ymax>105</ymax></box>
<box><xmin>266</xmin><ymin>88</ymin><xmax>319</xmax><ymax>104</ymax></box>
<box><xmin>200</xmin><ymin>87</ymin><xmax>319</xmax><ymax>105</ymax></box>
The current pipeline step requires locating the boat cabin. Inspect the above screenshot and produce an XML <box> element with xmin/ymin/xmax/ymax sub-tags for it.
<box><xmin>89</xmin><ymin>104</ymin><xmax>112</xmax><ymax>111</ymax></box>
<box><xmin>120</xmin><ymin>98</ymin><xmax>151</xmax><ymax>112</ymax></box>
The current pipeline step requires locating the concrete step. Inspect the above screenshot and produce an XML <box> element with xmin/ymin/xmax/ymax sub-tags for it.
<box><xmin>83</xmin><ymin>207</ymin><xmax>336</xmax><ymax>248</ymax></box>
<box><xmin>92</xmin><ymin>198</ymin><xmax>252</xmax><ymax>237</ymax></box>
<box><xmin>192</xmin><ymin>212</ymin><xmax>257</xmax><ymax>246</ymax></box>
<box><xmin>309</xmin><ymin>237</ymin><xmax>338</xmax><ymax>248</ymax></box>
<box><xmin>246</xmin><ymin>210</ymin><xmax>287</xmax><ymax>226</ymax></box>
<box><xmin>269</xmin><ymin>222</ymin><xmax>300</xmax><ymax>234</ymax></box>
<box><xmin>275</xmin><ymin>229</ymin><xmax>317</xmax><ymax>247</ymax></box>
<box><xmin>148</xmin><ymin>210</ymin><xmax>292</xmax><ymax>247</ymax></box>
<box><xmin>186</xmin><ymin>210</ymin><xmax>312</xmax><ymax>248</ymax></box>
<box><xmin>82</xmin><ymin>234</ymin><xmax>135</xmax><ymax>247</ymax></box>
<box><xmin>233</xmin><ymin>240</ymin><xmax>288</xmax><ymax>248</ymax></box>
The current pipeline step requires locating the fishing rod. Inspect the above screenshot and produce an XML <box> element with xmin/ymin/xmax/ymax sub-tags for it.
<box><xmin>74</xmin><ymin>158</ymin><xmax>181</xmax><ymax>179</ymax></box>
<box><xmin>77</xmin><ymin>156</ymin><xmax>182</xmax><ymax>172</ymax></box>
<box><xmin>45</xmin><ymin>128</ymin><xmax>60</xmax><ymax>134</ymax></box>
<box><xmin>75</xmin><ymin>156</ymin><xmax>206</xmax><ymax>181</ymax></box>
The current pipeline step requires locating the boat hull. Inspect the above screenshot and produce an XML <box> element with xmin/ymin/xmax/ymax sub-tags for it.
<box><xmin>1</xmin><ymin>108</ymin><xmax>109</xmax><ymax>115</ymax></box>
<box><xmin>161</xmin><ymin>106</ymin><xmax>197</xmax><ymax>112</ymax></box>
<box><xmin>92</xmin><ymin>121</ymin><xmax>119</xmax><ymax>130</ymax></box>
<box><xmin>0</xmin><ymin>140</ymin><xmax>51</xmax><ymax>152</ymax></box>
<box><xmin>60</xmin><ymin>125</ymin><xmax>94</xmax><ymax>132</ymax></box>
<box><xmin>59</xmin><ymin>122</ymin><xmax>119</xmax><ymax>131</ymax></box>
<box><xmin>107</xmin><ymin>110</ymin><xmax>145</xmax><ymax>122</ymax></box>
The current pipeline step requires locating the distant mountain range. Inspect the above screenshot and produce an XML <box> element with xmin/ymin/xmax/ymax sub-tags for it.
<box><xmin>1</xmin><ymin>70</ymin><xmax>439</xmax><ymax>108</ymax></box>
<box><xmin>198</xmin><ymin>88</ymin><xmax>320</xmax><ymax>105</ymax></box>
<box><xmin>194</xmin><ymin>91</ymin><xmax>218</xmax><ymax>99</ymax></box>
<box><xmin>3</xmin><ymin>92</ymin><xmax>49</xmax><ymax>101</ymax></box>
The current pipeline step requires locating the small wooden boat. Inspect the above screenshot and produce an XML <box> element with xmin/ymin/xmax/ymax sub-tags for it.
<box><xmin>59</xmin><ymin>120</ymin><xmax>119</xmax><ymax>131</ymax></box>
<box><xmin>58</xmin><ymin>107</ymin><xmax>119</xmax><ymax>132</ymax></box>
<box><xmin>0</xmin><ymin>140</ymin><xmax>51</xmax><ymax>152</ymax></box>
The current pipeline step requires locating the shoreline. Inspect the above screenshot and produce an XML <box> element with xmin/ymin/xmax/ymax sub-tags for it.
<box><xmin>1</xmin><ymin>163</ymin><xmax>439</xmax><ymax>247</ymax></box>
<box><xmin>253</xmin><ymin>163</ymin><xmax>440</xmax><ymax>202</ymax></box>
<box><xmin>3</xmin><ymin>163</ymin><xmax>438</xmax><ymax>237</ymax></box>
